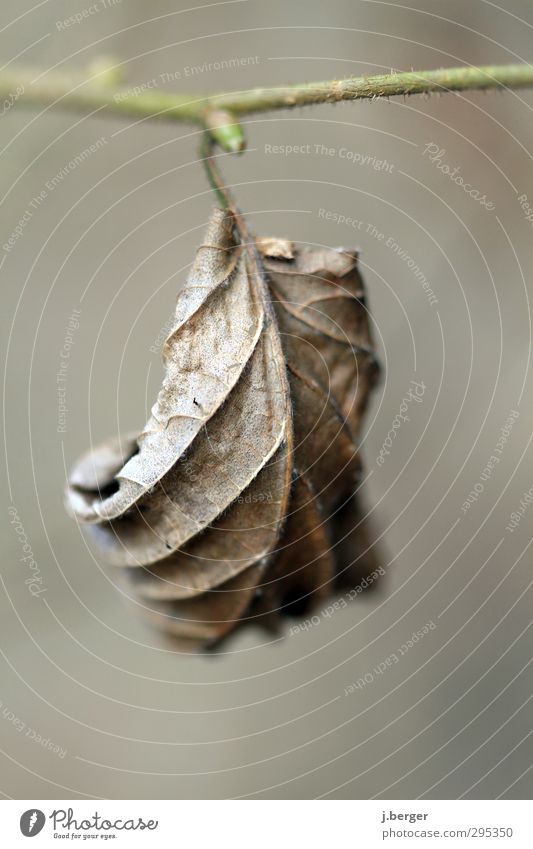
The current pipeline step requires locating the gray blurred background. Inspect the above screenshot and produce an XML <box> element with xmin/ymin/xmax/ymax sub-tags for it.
<box><xmin>1</xmin><ymin>0</ymin><xmax>532</xmax><ymax>799</ymax></box>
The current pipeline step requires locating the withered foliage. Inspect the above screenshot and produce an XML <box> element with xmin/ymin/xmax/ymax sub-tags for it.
<box><xmin>66</xmin><ymin>208</ymin><xmax>380</xmax><ymax>650</ymax></box>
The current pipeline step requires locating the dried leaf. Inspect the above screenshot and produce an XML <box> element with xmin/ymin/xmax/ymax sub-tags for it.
<box><xmin>256</xmin><ymin>236</ymin><xmax>295</xmax><ymax>260</ymax></box>
<box><xmin>66</xmin><ymin>210</ymin><xmax>380</xmax><ymax>650</ymax></box>
<box><xmin>249</xmin><ymin>475</ymin><xmax>335</xmax><ymax>632</ymax></box>
<box><xmin>124</xmin><ymin>443</ymin><xmax>290</xmax><ymax>599</ymax></box>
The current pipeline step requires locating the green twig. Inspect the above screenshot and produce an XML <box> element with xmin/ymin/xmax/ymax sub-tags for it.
<box><xmin>5</xmin><ymin>60</ymin><xmax>533</xmax><ymax>202</ymax></box>
<box><xmin>2</xmin><ymin>62</ymin><xmax>533</xmax><ymax>128</ymax></box>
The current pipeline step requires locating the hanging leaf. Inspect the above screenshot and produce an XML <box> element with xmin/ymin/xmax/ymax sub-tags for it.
<box><xmin>66</xmin><ymin>209</ymin><xmax>381</xmax><ymax>650</ymax></box>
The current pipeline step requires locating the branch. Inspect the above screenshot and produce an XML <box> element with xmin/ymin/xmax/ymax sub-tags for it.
<box><xmin>3</xmin><ymin>63</ymin><xmax>533</xmax><ymax>150</ymax></box>
<box><xmin>207</xmin><ymin>63</ymin><xmax>533</xmax><ymax>112</ymax></box>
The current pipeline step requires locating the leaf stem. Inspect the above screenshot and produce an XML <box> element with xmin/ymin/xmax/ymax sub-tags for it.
<box><xmin>199</xmin><ymin>135</ymin><xmax>263</xmax><ymax>276</ymax></box>
<box><xmin>200</xmin><ymin>134</ymin><xmax>236</xmax><ymax>209</ymax></box>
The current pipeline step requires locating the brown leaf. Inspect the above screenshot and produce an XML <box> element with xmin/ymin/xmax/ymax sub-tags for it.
<box><xmin>261</xmin><ymin>243</ymin><xmax>380</xmax><ymax>432</ymax></box>
<box><xmin>76</xmin><ymin>323</ymin><xmax>290</xmax><ymax>566</ymax></box>
<box><xmin>249</xmin><ymin>475</ymin><xmax>335</xmax><ymax>632</ymax></box>
<box><xmin>331</xmin><ymin>493</ymin><xmax>382</xmax><ymax>592</ymax></box>
<box><xmin>136</xmin><ymin>562</ymin><xmax>266</xmax><ymax>648</ymax></box>
<box><xmin>66</xmin><ymin>210</ymin><xmax>380</xmax><ymax>650</ymax></box>
<box><xmin>124</xmin><ymin>442</ymin><xmax>290</xmax><ymax>599</ymax></box>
